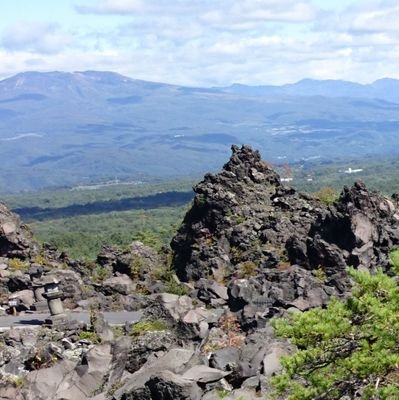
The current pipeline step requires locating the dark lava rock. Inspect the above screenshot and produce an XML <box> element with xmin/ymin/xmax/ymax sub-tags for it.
<box><xmin>171</xmin><ymin>145</ymin><xmax>399</xmax><ymax>323</ymax></box>
<box><xmin>171</xmin><ymin>145</ymin><xmax>323</xmax><ymax>283</ymax></box>
<box><xmin>125</xmin><ymin>331</ymin><xmax>176</xmax><ymax>373</ymax></box>
<box><xmin>146</xmin><ymin>370</ymin><xmax>203</xmax><ymax>400</ymax></box>
<box><xmin>307</xmin><ymin>181</ymin><xmax>399</xmax><ymax>275</ymax></box>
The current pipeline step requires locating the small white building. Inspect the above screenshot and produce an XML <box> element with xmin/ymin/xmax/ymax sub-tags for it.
<box><xmin>344</xmin><ymin>167</ymin><xmax>363</xmax><ymax>174</ymax></box>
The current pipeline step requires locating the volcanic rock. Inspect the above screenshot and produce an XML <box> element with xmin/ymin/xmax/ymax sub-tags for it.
<box><xmin>172</xmin><ymin>145</ymin><xmax>399</xmax><ymax>323</ymax></box>
<box><xmin>0</xmin><ymin>203</ymin><xmax>37</xmax><ymax>258</ymax></box>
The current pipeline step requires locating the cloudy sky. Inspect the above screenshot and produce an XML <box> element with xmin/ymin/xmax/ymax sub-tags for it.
<box><xmin>1</xmin><ymin>0</ymin><xmax>399</xmax><ymax>86</ymax></box>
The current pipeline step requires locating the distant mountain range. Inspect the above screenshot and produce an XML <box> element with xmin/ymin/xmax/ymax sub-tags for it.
<box><xmin>218</xmin><ymin>78</ymin><xmax>399</xmax><ymax>103</ymax></box>
<box><xmin>1</xmin><ymin>71</ymin><xmax>399</xmax><ymax>192</ymax></box>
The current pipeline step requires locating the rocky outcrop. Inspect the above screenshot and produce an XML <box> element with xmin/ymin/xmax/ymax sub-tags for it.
<box><xmin>3</xmin><ymin>144</ymin><xmax>399</xmax><ymax>400</ymax></box>
<box><xmin>0</xmin><ymin>202</ymin><xmax>37</xmax><ymax>259</ymax></box>
<box><xmin>0</xmin><ymin>199</ymin><xmax>160</xmax><ymax>312</ymax></box>
<box><xmin>172</xmin><ymin>145</ymin><xmax>399</xmax><ymax>319</ymax></box>
<box><xmin>172</xmin><ymin>145</ymin><xmax>323</xmax><ymax>281</ymax></box>
<box><xmin>306</xmin><ymin>182</ymin><xmax>399</xmax><ymax>275</ymax></box>
<box><xmin>98</xmin><ymin>241</ymin><xmax>162</xmax><ymax>280</ymax></box>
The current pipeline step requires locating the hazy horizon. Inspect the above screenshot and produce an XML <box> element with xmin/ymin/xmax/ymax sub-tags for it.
<box><xmin>2</xmin><ymin>69</ymin><xmax>399</xmax><ymax>89</ymax></box>
<box><xmin>2</xmin><ymin>1</ymin><xmax>399</xmax><ymax>86</ymax></box>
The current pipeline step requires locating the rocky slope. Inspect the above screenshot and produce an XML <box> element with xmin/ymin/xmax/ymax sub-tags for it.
<box><xmin>173</xmin><ymin>145</ymin><xmax>399</xmax><ymax>316</ymax></box>
<box><xmin>1</xmin><ymin>144</ymin><xmax>399</xmax><ymax>399</ymax></box>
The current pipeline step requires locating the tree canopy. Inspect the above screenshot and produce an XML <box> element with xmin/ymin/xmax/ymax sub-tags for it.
<box><xmin>272</xmin><ymin>259</ymin><xmax>399</xmax><ymax>399</ymax></box>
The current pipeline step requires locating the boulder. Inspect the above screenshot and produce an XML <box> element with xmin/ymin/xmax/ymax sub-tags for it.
<box><xmin>142</xmin><ymin>348</ymin><xmax>195</xmax><ymax>374</ymax></box>
<box><xmin>0</xmin><ymin>202</ymin><xmax>37</xmax><ymax>258</ymax></box>
<box><xmin>182</xmin><ymin>365</ymin><xmax>230</xmax><ymax>383</ymax></box>
<box><xmin>24</xmin><ymin>359</ymin><xmax>77</xmax><ymax>400</ymax></box>
<box><xmin>102</xmin><ymin>275</ymin><xmax>134</xmax><ymax>296</ymax></box>
<box><xmin>7</xmin><ymin>274</ymin><xmax>32</xmax><ymax>292</ymax></box>
<box><xmin>0</xmin><ymin>386</ymin><xmax>25</xmax><ymax>400</ymax></box>
<box><xmin>146</xmin><ymin>370</ymin><xmax>202</xmax><ymax>400</ymax></box>
<box><xmin>52</xmin><ymin>269</ymin><xmax>83</xmax><ymax>301</ymax></box>
<box><xmin>113</xmin><ymin>241</ymin><xmax>162</xmax><ymax>279</ymax></box>
<box><xmin>113</xmin><ymin>349</ymin><xmax>199</xmax><ymax>400</ymax></box>
<box><xmin>209</xmin><ymin>388</ymin><xmax>259</xmax><ymax>400</ymax></box>
<box><xmin>92</xmin><ymin>312</ymin><xmax>114</xmax><ymax>342</ymax></box>
<box><xmin>144</xmin><ymin>293</ymin><xmax>194</xmax><ymax>324</ymax></box>
<box><xmin>59</xmin><ymin>344</ymin><xmax>113</xmax><ymax>399</ymax></box>
<box><xmin>209</xmin><ymin>347</ymin><xmax>241</xmax><ymax>384</ymax></box>
<box><xmin>262</xmin><ymin>344</ymin><xmax>286</xmax><ymax>377</ymax></box>
<box><xmin>197</xmin><ymin>279</ymin><xmax>228</xmax><ymax>305</ymax></box>
<box><xmin>9</xmin><ymin>289</ymin><xmax>35</xmax><ymax>308</ymax></box>
<box><xmin>125</xmin><ymin>331</ymin><xmax>176</xmax><ymax>373</ymax></box>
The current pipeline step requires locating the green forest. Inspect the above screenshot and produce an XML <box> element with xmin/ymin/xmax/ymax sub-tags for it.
<box><xmin>3</xmin><ymin>155</ymin><xmax>399</xmax><ymax>261</ymax></box>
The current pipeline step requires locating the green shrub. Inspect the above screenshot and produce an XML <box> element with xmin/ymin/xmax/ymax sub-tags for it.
<box><xmin>111</xmin><ymin>326</ymin><xmax>125</xmax><ymax>338</ymax></box>
<box><xmin>107</xmin><ymin>381</ymin><xmax>124</xmax><ymax>396</ymax></box>
<box><xmin>129</xmin><ymin>255</ymin><xmax>146</xmax><ymax>280</ymax></box>
<box><xmin>196</xmin><ymin>193</ymin><xmax>207</xmax><ymax>207</ymax></box>
<box><xmin>92</xmin><ymin>266</ymin><xmax>110</xmax><ymax>283</ymax></box>
<box><xmin>131</xmin><ymin>230</ymin><xmax>163</xmax><ymax>251</ymax></box>
<box><xmin>164</xmin><ymin>279</ymin><xmax>190</xmax><ymax>296</ymax></box>
<box><xmin>314</xmin><ymin>187</ymin><xmax>338</xmax><ymax>205</ymax></box>
<box><xmin>34</xmin><ymin>254</ymin><xmax>48</xmax><ymax>266</ymax></box>
<box><xmin>272</xmin><ymin>267</ymin><xmax>399</xmax><ymax>399</ymax></box>
<box><xmin>153</xmin><ymin>256</ymin><xmax>190</xmax><ymax>296</ymax></box>
<box><xmin>8</xmin><ymin>258</ymin><xmax>29</xmax><ymax>271</ymax></box>
<box><xmin>389</xmin><ymin>248</ymin><xmax>399</xmax><ymax>273</ymax></box>
<box><xmin>313</xmin><ymin>266</ymin><xmax>327</xmax><ymax>283</ymax></box>
<box><xmin>131</xmin><ymin>320</ymin><xmax>167</xmax><ymax>336</ymax></box>
<box><xmin>233</xmin><ymin>215</ymin><xmax>246</xmax><ymax>224</ymax></box>
<box><xmin>78</xmin><ymin>330</ymin><xmax>101</xmax><ymax>344</ymax></box>
<box><xmin>217</xmin><ymin>390</ymin><xmax>229</xmax><ymax>399</ymax></box>
<box><xmin>238</xmin><ymin>261</ymin><xmax>257</xmax><ymax>278</ymax></box>
<box><xmin>5</xmin><ymin>376</ymin><xmax>25</xmax><ymax>387</ymax></box>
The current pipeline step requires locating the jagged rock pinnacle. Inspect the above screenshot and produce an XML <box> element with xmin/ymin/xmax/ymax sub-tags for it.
<box><xmin>172</xmin><ymin>144</ymin><xmax>399</xmax><ymax>304</ymax></box>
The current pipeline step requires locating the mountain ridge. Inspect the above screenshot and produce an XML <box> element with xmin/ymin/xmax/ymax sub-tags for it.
<box><xmin>3</xmin><ymin>71</ymin><xmax>399</xmax><ymax>100</ymax></box>
<box><xmin>217</xmin><ymin>77</ymin><xmax>399</xmax><ymax>102</ymax></box>
<box><xmin>2</xmin><ymin>70</ymin><xmax>399</xmax><ymax>193</ymax></box>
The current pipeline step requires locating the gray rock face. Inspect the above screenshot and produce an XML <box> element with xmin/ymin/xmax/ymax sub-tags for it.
<box><xmin>113</xmin><ymin>347</ymin><xmax>201</xmax><ymax>400</ymax></box>
<box><xmin>125</xmin><ymin>331</ymin><xmax>176</xmax><ymax>373</ymax></box>
<box><xmin>171</xmin><ymin>145</ymin><xmax>399</xmax><ymax>324</ymax></box>
<box><xmin>182</xmin><ymin>365</ymin><xmax>230</xmax><ymax>383</ymax></box>
<box><xmin>0</xmin><ymin>202</ymin><xmax>37</xmax><ymax>258</ymax></box>
<box><xmin>172</xmin><ymin>145</ymin><xmax>287</xmax><ymax>282</ymax></box>
<box><xmin>55</xmin><ymin>269</ymin><xmax>83</xmax><ymax>300</ymax></box>
<box><xmin>4</xmin><ymin>145</ymin><xmax>399</xmax><ymax>400</ymax></box>
<box><xmin>197</xmin><ymin>279</ymin><xmax>228</xmax><ymax>305</ymax></box>
<box><xmin>102</xmin><ymin>275</ymin><xmax>134</xmax><ymax>296</ymax></box>
<box><xmin>96</xmin><ymin>241</ymin><xmax>166</xmax><ymax>303</ymax></box>
<box><xmin>99</xmin><ymin>241</ymin><xmax>161</xmax><ymax>280</ymax></box>
<box><xmin>308</xmin><ymin>181</ymin><xmax>399</xmax><ymax>275</ymax></box>
<box><xmin>9</xmin><ymin>289</ymin><xmax>35</xmax><ymax>308</ymax></box>
<box><xmin>0</xmin><ymin>386</ymin><xmax>24</xmax><ymax>400</ymax></box>
<box><xmin>24</xmin><ymin>359</ymin><xmax>77</xmax><ymax>400</ymax></box>
<box><xmin>146</xmin><ymin>371</ymin><xmax>202</xmax><ymax>400</ymax></box>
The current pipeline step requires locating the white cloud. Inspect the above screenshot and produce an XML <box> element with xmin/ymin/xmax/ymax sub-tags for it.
<box><xmin>230</xmin><ymin>0</ymin><xmax>316</xmax><ymax>22</ymax></box>
<box><xmin>351</xmin><ymin>5</ymin><xmax>399</xmax><ymax>32</ymax></box>
<box><xmin>77</xmin><ymin>0</ymin><xmax>317</xmax><ymax>23</ymax></box>
<box><xmin>1</xmin><ymin>22</ymin><xmax>71</xmax><ymax>54</ymax></box>
<box><xmin>75</xmin><ymin>0</ymin><xmax>144</xmax><ymax>14</ymax></box>
<box><xmin>3</xmin><ymin>0</ymin><xmax>399</xmax><ymax>86</ymax></box>
<box><xmin>315</xmin><ymin>1</ymin><xmax>399</xmax><ymax>34</ymax></box>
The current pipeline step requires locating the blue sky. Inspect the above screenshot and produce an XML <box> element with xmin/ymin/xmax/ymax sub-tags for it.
<box><xmin>1</xmin><ymin>0</ymin><xmax>398</xmax><ymax>86</ymax></box>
